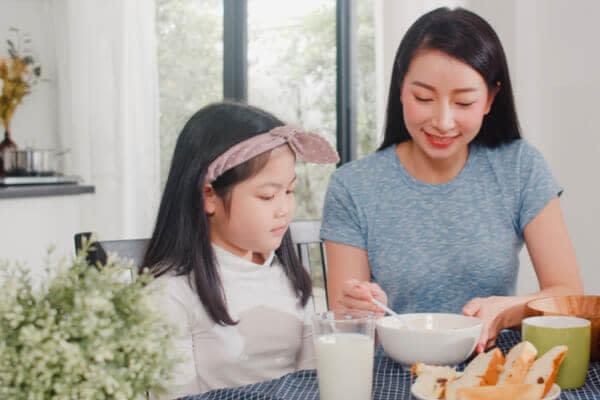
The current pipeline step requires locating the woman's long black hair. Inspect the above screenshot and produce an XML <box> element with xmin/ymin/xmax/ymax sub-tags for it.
<box><xmin>142</xmin><ymin>101</ymin><xmax>312</xmax><ymax>326</ymax></box>
<box><xmin>380</xmin><ymin>7</ymin><xmax>521</xmax><ymax>150</ymax></box>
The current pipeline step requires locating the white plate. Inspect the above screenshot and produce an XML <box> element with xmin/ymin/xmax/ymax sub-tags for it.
<box><xmin>411</xmin><ymin>383</ymin><xmax>561</xmax><ymax>400</ymax></box>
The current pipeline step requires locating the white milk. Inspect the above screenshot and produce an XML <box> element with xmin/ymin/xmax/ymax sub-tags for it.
<box><xmin>314</xmin><ymin>333</ymin><xmax>374</xmax><ymax>400</ymax></box>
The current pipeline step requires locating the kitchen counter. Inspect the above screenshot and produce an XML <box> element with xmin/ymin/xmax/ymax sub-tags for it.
<box><xmin>0</xmin><ymin>183</ymin><xmax>95</xmax><ymax>199</ymax></box>
<box><xmin>1</xmin><ymin>183</ymin><xmax>95</xmax><ymax>279</ymax></box>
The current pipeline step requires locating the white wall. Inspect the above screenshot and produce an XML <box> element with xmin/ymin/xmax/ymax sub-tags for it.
<box><xmin>0</xmin><ymin>0</ymin><xmax>57</xmax><ymax>150</ymax></box>
<box><xmin>473</xmin><ymin>1</ymin><xmax>600</xmax><ymax>295</ymax></box>
<box><xmin>377</xmin><ymin>1</ymin><xmax>600</xmax><ymax>295</ymax></box>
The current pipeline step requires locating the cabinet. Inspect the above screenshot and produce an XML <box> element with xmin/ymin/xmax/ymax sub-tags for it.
<box><xmin>0</xmin><ymin>185</ymin><xmax>94</xmax><ymax>280</ymax></box>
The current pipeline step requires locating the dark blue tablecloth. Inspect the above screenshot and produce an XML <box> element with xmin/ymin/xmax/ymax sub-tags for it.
<box><xmin>180</xmin><ymin>330</ymin><xmax>600</xmax><ymax>399</ymax></box>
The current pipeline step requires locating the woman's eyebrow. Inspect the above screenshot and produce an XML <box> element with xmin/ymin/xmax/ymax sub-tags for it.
<box><xmin>411</xmin><ymin>80</ymin><xmax>479</xmax><ymax>93</ymax></box>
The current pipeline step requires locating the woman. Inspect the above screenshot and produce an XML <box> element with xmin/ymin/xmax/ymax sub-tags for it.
<box><xmin>320</xmin><ymin>7</ymin><xmax>582</xmax><ymax>352</ymax></box>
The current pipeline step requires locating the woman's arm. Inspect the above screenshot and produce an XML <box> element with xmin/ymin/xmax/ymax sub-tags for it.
<box><xmin>325</xmin><ymin>240</ymin><xmax>387</xmax><ymax>316</ymax></box>
<box><xmin>524</xmin><ymin>196</ymin><xmax>583</xmax><ymax>296</ymax></box>
<box><xmin>464</xmin><ymin>196</ymin><xmax>583</xmax><ymax>351</ymax></box>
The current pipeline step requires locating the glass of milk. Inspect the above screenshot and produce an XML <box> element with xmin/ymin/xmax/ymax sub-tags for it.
<box><xmin>312</xmin><ymin>310</ymin><xmax>376</xmax><ymax>400</ymax></box>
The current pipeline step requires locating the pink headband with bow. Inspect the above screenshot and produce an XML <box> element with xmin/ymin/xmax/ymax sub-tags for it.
<box><xmin>205</xmin><ymin>125</ymin><xmax>339</xmax><ymax>183</ymax></box>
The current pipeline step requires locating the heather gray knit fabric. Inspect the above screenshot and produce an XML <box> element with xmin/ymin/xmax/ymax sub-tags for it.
<box><xmin>321</xmin><ymin>139</ymin><xmax>561</xmax><ymax>314</ymax></box>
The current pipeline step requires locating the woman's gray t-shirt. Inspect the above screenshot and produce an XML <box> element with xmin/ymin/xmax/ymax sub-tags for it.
<box><xmin>320</xmin><ymin>139</ymin><xmax>562</xmax><ymax>314</ymax></box>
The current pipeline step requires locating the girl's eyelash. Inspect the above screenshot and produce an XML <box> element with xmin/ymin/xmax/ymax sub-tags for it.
<box><xmin>457</xmin><ymin>102</ymin><xmax>475</xmax><ymax>107</ymax></box>
<box><xmin>259</xmin><ymin>195</ymin><xmax>274</xmax><ymax>201</ymax></box>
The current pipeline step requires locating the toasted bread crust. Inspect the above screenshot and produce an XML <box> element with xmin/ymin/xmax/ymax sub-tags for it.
<box><xmin>500</xmin><ymin>342</ymin><xmax>537</xmax><ymax>384</ymax></box>
<box><xmin>445</xmin><ymin>348</ymin><xmax>506</xmax><ymax>400</ymax></box>
<box><xmin>524</xmin><ymin>345</ymin><xmax>568</xmax><ymax>397</ymax></box>
<box><xmin>542</xmin><ymin>350</ymin><xmax>567</xmax><ymax>396</ymax></box>
<box><xmin>411</xmin><ymin>362</ymin><xmax>421</xmax><ymax>380</ymax></box>
<box><xmin>480</xmin><ymin>348</ymin><xmax>505</xmax><ymax>385</ymax></box>
<box><xmin>456</xmin><ymin>383</ymin><xmax>545</xmax><ymax>400</ymax></box>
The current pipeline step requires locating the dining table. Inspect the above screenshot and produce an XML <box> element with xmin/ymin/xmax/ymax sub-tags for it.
<box><xmin>179</xmin><ymin>330</ymin><xmax>600</xmax><ymax>400</ymax></box>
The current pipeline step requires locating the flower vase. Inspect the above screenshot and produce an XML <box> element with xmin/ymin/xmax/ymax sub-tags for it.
<box><xmin>0</xmin><ymin>130</ymin><xmax>17</xmax><ymax>176</ymax></box>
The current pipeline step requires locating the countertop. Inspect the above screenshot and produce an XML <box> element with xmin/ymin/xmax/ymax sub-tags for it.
<box><xmin>0</xmin><ymin>183</ymin><xmax>95</xmax><ymax>199</ymax></box>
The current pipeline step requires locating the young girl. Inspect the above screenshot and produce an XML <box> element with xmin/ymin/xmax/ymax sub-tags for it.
<box><xmin>322</xmin><ymin>7</ymin><xmax>583</xmax><ymax>353</ymax></box>
<box><xmin>143</xmin><ymin>102</ymin><xmax>338</xmax><ymax>398</ymax></box>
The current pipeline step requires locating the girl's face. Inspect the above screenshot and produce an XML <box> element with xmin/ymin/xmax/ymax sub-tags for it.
<box><xmin>400</xmin><ymin>49</ymin><xmax>497</xmax><ymax>164</ymax></box>
<box><xmin>205</xmin><ymin>145</ymin><xmax>296</xmax><ymax>263</ymax></box>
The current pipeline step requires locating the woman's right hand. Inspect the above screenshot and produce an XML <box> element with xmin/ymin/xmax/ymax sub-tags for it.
<box><xmin>338</xmin><ymin>279</ymin><xmax>388</xmax><ymax>318</ymax></box>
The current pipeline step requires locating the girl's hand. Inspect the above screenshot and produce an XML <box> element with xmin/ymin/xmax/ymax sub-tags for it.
<box><xmin>338</xmin><ymin>279</ymin><xmax>388</xmax><ymax>318</ymax></box>
<box><xmin>462</xmin><ymin>296</ymin><xmax>521</xmax><ymax>353</ymax></box>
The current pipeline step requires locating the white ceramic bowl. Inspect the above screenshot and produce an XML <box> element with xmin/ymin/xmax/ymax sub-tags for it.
<box><xmin>376</xmin><ymin>313</ymin><xmax>483</xmax><ymax>368</ymax></box>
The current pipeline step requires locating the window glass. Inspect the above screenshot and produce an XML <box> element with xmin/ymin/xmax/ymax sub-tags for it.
<box><xmin>156</xmin><ymin>0</ymin><xmax>223</xmax><ymax>187</ymax></box>
<box><xmin>248</xmin><ymin>0</ymin><xmax>337</xmax><ymax>222</ymax></box>
<box><xmin>356</xmin><ymin>0</ymin><xmax>377</xmax><ymax>159</ymax></box>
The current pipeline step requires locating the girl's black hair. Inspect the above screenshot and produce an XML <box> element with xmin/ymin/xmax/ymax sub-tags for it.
<box><xmin>142</xmin><ymin>101</ymin><xmax>312</xmax><ymax>326</ymax></box>
<box><xmin>380</xmin><ymin>7</ymin><xmax>521</xmax><ymax>150</ymax></box>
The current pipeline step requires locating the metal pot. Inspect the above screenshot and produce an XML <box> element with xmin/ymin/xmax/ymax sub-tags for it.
<box><xmin>1</xmin><ymin>148</ymin><xmax>69</xmax><ymax>176</ymax></box>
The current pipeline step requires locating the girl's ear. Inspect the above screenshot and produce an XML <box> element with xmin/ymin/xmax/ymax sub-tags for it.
<box><xmin>203</xmin><ymin>183</ymin><xmax>217</xmax><ymax>216</ymax></box>
<box><xmin>484</xmin><ymin>82</ymin><xmax>501</xmax><ymax>115</ymax></box>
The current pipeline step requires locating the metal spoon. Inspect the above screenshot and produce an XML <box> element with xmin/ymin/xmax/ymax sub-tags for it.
<box><xmin>370</xmin><ymin>297</ymin><xmax>399</xmax><ymax>317</ymax></box>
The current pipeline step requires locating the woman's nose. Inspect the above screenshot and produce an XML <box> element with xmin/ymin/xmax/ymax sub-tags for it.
<box><xmin>433</xmin><ymin>103</ymin><xmax>456</xmax><ymax>132</ymax></box>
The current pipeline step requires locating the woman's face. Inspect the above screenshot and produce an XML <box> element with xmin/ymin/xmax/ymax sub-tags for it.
<box><xmin>206</xmin><ymin>145</ymin><xmax>296</xmax><ymax>263</ymax></box>
<box><xmin>400</xmin><ymin>49</ymin><xmax>497</xmax><ymax>164</ymax></box>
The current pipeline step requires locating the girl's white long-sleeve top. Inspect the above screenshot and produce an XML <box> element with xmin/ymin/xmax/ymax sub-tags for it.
<box><xmin>149</xmin><ymin>244</ymin><xmax>316</xmax><ymax>399</ymax></box>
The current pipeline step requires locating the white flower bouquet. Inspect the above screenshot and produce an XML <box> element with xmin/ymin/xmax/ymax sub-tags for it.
<box><xmin>0</xmin><ymin>242</ymin><xmax>178</xmax><ymax>399</ymax></box>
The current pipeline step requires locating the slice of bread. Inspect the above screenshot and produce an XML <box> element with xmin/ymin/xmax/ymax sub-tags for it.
<box><xmin>497</xmin><ymin>341</ymin><xmax>538</xmax><ymax>384</ymax></box>
<box><xmin>410</xmin><ymin>362</ymin><xmax>460</xmax><ymax>399</ymax></box>
<box><xmin>445</xmin><ymin>348</ymin><xmax>505</xmax><ymax>400</ymax></box>
<box><xmin>456</xmin><ymin>383</ymin><xmax>545</xmax><ymax>400</ymax></box>
<box><xmin>524</xmin><ymin>345</ymin><xmax>568</xmax><ymax>397</ymax></box>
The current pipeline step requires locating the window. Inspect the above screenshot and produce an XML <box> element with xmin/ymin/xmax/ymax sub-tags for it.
<box><xmin>356</xmin><ymin>0</ymin><xmax>377</xmax><ymax>159</ymax></box>
<box><xmin>157</xmin><ymin>0</ymin><xmax>376</xmax><ymax>311</ymax></box>
<box><xmin>248</xmin><ymin>0</ymin><xmax>336</xmax><ymax>220</ymax></box>
<box><xmin>157</xmin><ymin>0</ymin><xmax>376</xmax><ymax>188</ymax></box>
<box><xmin>156</xmin><ymin>0</ymin><xmax>223</xmax><ymax>186</ymax></box>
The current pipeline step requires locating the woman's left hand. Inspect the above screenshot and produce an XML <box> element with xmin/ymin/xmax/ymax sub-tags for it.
<box><xmin>462</xmin><ymin>296</ymin><xmax>521</xmax><ymax>353</ymax></box>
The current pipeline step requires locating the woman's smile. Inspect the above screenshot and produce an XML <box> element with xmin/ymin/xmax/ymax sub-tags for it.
<box><xmin>423</xmin><ymin>129</ymin><xmax>460</xmax><ymax>148</ymax></box>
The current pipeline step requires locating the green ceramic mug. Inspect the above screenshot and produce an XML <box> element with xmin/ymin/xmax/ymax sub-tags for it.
<box><xmin>522</xmin><ymin>316</ymin><xmax>591</xmax><ymax>389</ymax></box>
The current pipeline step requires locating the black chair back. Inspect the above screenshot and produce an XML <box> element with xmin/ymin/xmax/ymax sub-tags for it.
<box><xmin>74</xmin><ymin>220</ymin><xmax>326</xmax><ymax>301</ymax></box>
<box><xmin>74</xmin><ymin>232</ymin><xmax>149</xmax><ymax>268</ymax></box>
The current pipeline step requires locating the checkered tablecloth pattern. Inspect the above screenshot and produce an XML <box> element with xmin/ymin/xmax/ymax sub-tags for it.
<box><xmin>180</xmin><ymin>330</ymin><xmax>600</xmax><ymax>400</ymax></box>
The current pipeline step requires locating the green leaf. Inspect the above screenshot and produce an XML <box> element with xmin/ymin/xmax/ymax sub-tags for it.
<box><xmin>7</xmin><ymin>39</ymin><xmax>15</xmax><ymax>49</ymax></box>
